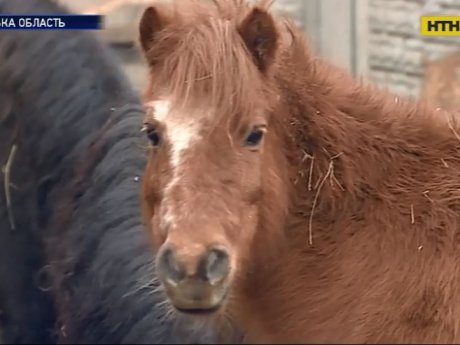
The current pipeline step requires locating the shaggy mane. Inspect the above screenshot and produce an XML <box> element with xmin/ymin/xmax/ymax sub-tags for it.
<box><xmin>142</xmin><ymin>0</ymin><xmax>280</xmax><ymax>126</ymax></box>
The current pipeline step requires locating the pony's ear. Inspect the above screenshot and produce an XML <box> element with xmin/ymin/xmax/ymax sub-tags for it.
<box><xmin>238</xmin><ymin>7</ymin><xmax>279</xmax><ymax>73</ymax></box>
<box><xmin>138</xmin><ymin>6</ymin><xmax>169</xmax><ymax>55</ymax></box>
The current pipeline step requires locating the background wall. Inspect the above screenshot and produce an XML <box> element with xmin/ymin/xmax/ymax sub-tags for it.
<box><xmin>57</xmin><ymin>0</ymin><xmax>460</xmax><ymax>108</ymax></box>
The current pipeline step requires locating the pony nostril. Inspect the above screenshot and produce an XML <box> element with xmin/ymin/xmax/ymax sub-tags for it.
<box><xmin>199</xmin><ymin>247</ymin><xmax>230</xmax><ymax>285</ymax></box>
<box><xmin>158</xmin><ymin>247</ymin><xmax>185</xmax><ymax>285</ymax></box>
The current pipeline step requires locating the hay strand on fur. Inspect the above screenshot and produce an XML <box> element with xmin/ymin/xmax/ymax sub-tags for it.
<box><xmin>308</xmin><ymin>154</ymin><xmax>314</xmax><ymax>191</ymax></box>
<box><xmin>308</xmin><ymin>152</ymin><xmax>342</xmax><ymax>246</ymax></box>
<box><xmin>422</xmin><ymin>190</ymin><xmax>433</xmax><ymax>203</ymax></box>
<box><xmin>410</xmin><ymin>204</ymin><xmax>415</xmax><ymax>224</ymax></box>
<box><xmin>300</xmin><ymin>150</ymin><xmax>315</xmax><ymax>191</ymax></box>
<box><xmin>2</xmin><ymin>144</ymin><xmax>17</xmax><ymax>230</ymax></box>
<box><xmin>445</xmin><ymin>112</ymin><xmax>460</xmax><ymax>142</ymax></box>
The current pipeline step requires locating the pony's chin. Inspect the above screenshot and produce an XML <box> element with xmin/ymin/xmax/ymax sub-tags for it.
<box><xmin>175</xmin><ymin>304</ymin><xmax>222</xmax><ymax>316</ymax></box>
<box><xmin>163</xmin><ymin>281</ymin><xmax>230</xmax><ymax>318</ymax></box>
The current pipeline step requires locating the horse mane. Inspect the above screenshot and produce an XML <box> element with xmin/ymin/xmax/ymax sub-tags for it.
<box><xmin>141</xmin><ymin>0</ymin><xmax>280</xmax><ymax>130</ymax></box>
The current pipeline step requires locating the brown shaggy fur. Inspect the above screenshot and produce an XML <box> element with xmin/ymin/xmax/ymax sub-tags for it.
<box><xmin>139</xmin><ymin>0</ymin><xmax>460</xmax><ymax>343</ymax></box>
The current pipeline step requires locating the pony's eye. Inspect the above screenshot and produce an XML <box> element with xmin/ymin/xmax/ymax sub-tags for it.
<box><xmin>143</xmin><ymin>123</ymin><xmax>161</xmax><ymax>147</ymax></box>
<box><xmin>243</xmin><ymin>127</ymin><xmax>265</xmax><ymax>147</ymax></box>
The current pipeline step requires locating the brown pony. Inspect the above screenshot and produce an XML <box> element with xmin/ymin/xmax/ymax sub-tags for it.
<box><xmin>138</xmin><ymin>0</ymin><xmax>460</xmax><ymax>343</ymax></box>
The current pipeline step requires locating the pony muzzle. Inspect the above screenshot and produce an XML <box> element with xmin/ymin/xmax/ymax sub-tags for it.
<box><xmin>156</xmin><ymin>244</ymin><xmax>231</xmax><ymax>314</ymax></box>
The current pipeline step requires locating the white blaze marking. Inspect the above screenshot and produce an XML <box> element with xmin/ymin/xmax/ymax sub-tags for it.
<box><xmin>146</xmin><ymin>98</ymin><xmax>207</xmax><ymax>226</ymax></box>
<box><xmin>148</xmin><ymin>99</ymin><xmax>201</xmax><ymax>168</ymax></box>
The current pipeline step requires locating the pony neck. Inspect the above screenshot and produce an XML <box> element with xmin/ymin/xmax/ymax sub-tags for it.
<box><xmin>277</xmin><ymin>46</ymin><xmax>444</xmax><ymax>233</ymax></box>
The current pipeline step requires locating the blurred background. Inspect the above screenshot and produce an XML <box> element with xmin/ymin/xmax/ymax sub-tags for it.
<box><xmin>57</xmin><ymin>0</ymin><xmax>460</xmax><ymax>110</ymax></box>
